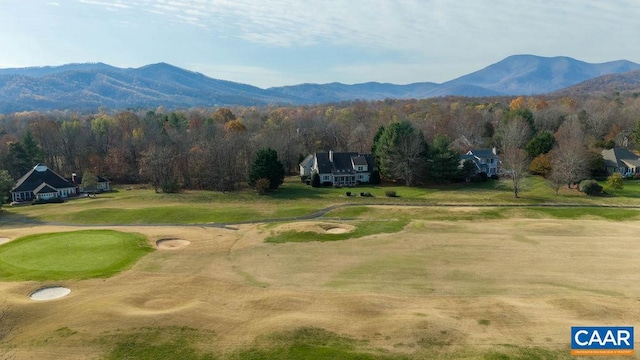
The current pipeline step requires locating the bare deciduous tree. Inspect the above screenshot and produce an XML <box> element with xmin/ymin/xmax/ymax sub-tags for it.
<box><xmin>499</xmin><ymin>117</ymin><xmax>531</xmax><ymax>198</ymax></box>
<box><xmin>550</xmin><ymin>116</ymin><xmax>590</xmax><ymax>188</ymax></box>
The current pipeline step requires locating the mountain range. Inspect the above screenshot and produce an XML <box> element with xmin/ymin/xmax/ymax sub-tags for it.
<box><xmin>0</xmin><ymin>55</ymin><xmax>639</xmax><ymax>112</ymax></box>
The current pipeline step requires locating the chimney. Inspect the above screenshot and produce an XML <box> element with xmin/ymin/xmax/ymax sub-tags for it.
<box><xmin>492</xmin><ymin>147</ymin><xmax>497</xmax><ymax>155</ymax></box>
<box><xmin>329</xmin><ymin>150</ymin><xmax>333</xmax><ymax>162</ymax></box>
<box><xmin>72</xmin><ymin>173</ymin><xmax>77</xmax><ymax>184</ymax></box>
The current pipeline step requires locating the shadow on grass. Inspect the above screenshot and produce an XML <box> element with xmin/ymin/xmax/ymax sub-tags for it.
<box><xmin>0</xmin><ymin>209</ymin><xmax>45</xmax><ymax>226</ymax></box>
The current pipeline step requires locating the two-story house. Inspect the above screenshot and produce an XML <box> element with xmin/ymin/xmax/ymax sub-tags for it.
<box><xmin>300</xmin><ymin>151</ymin><xmax>374</xmax><ymax>186</ymax></box>
<box><xmin>460</xmin><ymin>148</ymin><xmax>500</xmax><ymax>176</ymax></box>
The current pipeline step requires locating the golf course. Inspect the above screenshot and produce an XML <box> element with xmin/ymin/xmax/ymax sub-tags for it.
<box><xmin>1</xmin><ymin>177</ymin><xmax>639</xmax><ymax>359</ymax></box>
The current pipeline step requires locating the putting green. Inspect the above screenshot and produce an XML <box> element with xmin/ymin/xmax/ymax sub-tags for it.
<box><xmin>0</xmin><ymin>230</ymin><xmax>153</xmax><ymax>281</ymax></box>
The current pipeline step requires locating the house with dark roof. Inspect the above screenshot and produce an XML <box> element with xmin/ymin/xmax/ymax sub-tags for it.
<box><xmin>67</xmin><ymin>173</ymin><xmax>111</xmax><ymax>193</ymax></box>
<box><xmin>601</xmin><ymin>147</ymin><xmax>640</xmax><ymax>176</ymax></box>
<box><xmin>302</xmin><ymin>151</ymin><xmax>374</xmax><ymax>186</ymax></box>
<box><xmin>460</xmin><ymin>148</ymin><xmax>499</xmax><ymax>176</ymax></box>
<box><xmin>11</xmin><ymin>164</ymin><xmax>77</xmax><ymax>202</ymax></box>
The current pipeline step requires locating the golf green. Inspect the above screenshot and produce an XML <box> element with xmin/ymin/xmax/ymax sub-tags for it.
<box><xmin>0</xmin><ymin>230</ymin><xmax>153</xmax><ymax>281</ymax></box>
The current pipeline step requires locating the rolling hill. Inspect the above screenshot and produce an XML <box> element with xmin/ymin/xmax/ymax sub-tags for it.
<box><xmin>0</xmin><ymin>55</ymin><xmax>638</xmax><ymax>112</ymax></box>
<box><xmin>552</xmin><ymin>69</ymin><xmax>640</xmax><ymax>96</ymax></box>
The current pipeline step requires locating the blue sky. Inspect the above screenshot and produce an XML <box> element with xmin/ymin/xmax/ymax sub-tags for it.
<box><xmin>0</xmin><ymin>0</ymin><xmax>639</xmax><ymax>88</ymax></box>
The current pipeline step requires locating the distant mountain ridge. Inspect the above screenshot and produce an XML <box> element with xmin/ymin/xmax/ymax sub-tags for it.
<box><xmin>0</xmin><ymin>55</ymin><xmax>638</xmax><ymax>112</ymax></box>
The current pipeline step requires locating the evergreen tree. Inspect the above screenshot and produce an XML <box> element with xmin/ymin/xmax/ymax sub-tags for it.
<box><xmin>427</xmin><ymin>135</ymin><xmax>460</xmax><ymax>183</ymax></box>
<box><xmin>371</xmin><ymin>121</ymin><xmax>428</xmax><ymax>186</ymax></box>
<box><xmin>525</xmin><ymin>131</ymin><xmax>555</xmax><ymax>158</ymax></box>
<box><xmin>248</xmin><ymin>148</ymin><xmax>285</xmax><ymax>191</ymax></box>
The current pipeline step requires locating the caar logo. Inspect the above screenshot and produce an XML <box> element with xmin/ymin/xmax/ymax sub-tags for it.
<box><xmin>571</xmin><ymin>326</ymin><xmax>634</xmax><ymax>356</ymax></box>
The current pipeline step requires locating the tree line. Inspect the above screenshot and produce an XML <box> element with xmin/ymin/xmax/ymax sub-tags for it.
<box><xmin>1</xmin><ymin>92</ymin><xmax>639</xmax><ymax>200</ymax></box>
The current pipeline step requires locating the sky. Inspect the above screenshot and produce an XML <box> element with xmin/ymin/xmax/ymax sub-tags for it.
<box><xmin>0</xmin><ymin>0</ymin><xmax>639</xmax><ymax>88</ymax></box>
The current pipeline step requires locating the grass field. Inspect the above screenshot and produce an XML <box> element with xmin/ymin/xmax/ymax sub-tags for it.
<box><xmin>3</xmin><ymin>176</ymin><xmax>640</xmax><ymax>226</ymax></box>
<box><xmin>1</xmin><ymin>177</ymin><xmax>640</xmax><ymax>359</ymax></box>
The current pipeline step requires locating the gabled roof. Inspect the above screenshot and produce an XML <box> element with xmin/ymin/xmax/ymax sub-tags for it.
<box><xmin>331</xmin><ymin>152</ymin><xmax>358</xmax><ymax>174</ymax></box>
<box><xmin>352</xmin><ymin>155</ymin><xmax>368</xmax><ymax>166</ymax></box>
<box><xmin>299</xmin><ymin>154</ymin><xmax>314</xmax><ymax>167</ymax></box>
<box><xmin>602</xmin><ymin>147</ymin><xmax>639</xmax><ymax>168</ymax></box>
<box><xmin>11</xmin><ymin>164</ymin><xmax>76</xmax><ymax>193</ymax></box>
<box><xmin>313</xmin><ymin>151</ymin><xmax>374</xmax><ymax>174</ymax></box>
<box><xmin>467</xmin><ymin>149</ymin><xmax>498</xmax><ymax>159</ymax></box>
<box><xmin>315</xmin><ymin>152</ymin><xmax>333</xmax><ymax>174</ymax></box>
<box><xmin>33</xmin><ymin>183</ymin><xmax>58</xmax><ymax>194</ymax></box>
<box><xmin>67</xmin><ymin>175</ymin><xmax>110</xmax><ymax>185</ymax></box>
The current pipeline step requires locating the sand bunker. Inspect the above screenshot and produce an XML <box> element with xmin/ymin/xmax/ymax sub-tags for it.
<box><xmin>326</xmin><ymin>227</ymin><xmax>348</xmax><ymax>234</ymax></box>
<box><xmin>30</xmin><ymin>286</ymin><xmax>71</xmax><ymax>301</ymax></box>
<box><xmin>274</xmin><ymin>221</ymin><xmax>355</xmax><ymax>235</ymax></box>
<box><xmin>0</xmin><ymin>237</ymin><xmax>9</xmax><ymax>245</ymax></box>
<box><xmin>156</xmin><ymin>238</ymin><xmax>191</xmax><ymax>250</ymax></box>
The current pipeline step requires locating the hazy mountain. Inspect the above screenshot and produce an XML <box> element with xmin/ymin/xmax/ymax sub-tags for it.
<box><xmin>0</xmin><ymin>55</ymin><xmax>639</xmax><ymax>112</ymax></box>
<box><xmin>442</xmin><ymin>55</ymin><xmax>640</xmax><ymax>95</ymax></box>
<box><xmin>0</xmin><ymin>63</ymin><xmax>297</xmax><ymax>112</ymax></box>
<box><xmin>552</xmin><ymin>69</ymin><xmax>640</xmax><ymax>96</ymax></box>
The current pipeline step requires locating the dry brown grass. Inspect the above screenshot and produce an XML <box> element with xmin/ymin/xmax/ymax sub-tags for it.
<box><xmin>1</xmin><ymin>216</ymin><xmax>639</xmax><ymax>358</ymax></box>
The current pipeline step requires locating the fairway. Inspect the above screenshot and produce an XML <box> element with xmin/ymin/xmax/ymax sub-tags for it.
<box><xmin>1</xmin><ymin>206</ymin><xmax>640</xmax><ymax>359</ymax></box>
<box><xmin>0</xmin><ymin>230</ymin><xmax>152</xmax><ymax>281</ymax></box>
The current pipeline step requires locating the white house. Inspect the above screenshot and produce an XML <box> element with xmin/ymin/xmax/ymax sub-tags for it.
<box><xmin>460</xmin><ymin>148</ymin><xmax>499</xmax><ymax>176</ymax></box>
<box><xmin>301</xmin><ymin>151</ymin><xmax>374</xmax><ymax>186</ymax></box>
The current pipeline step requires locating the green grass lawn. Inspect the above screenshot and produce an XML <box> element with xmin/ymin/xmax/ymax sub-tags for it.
<box><xmin>264</xmin><ymin>219</ymin><xmax>409</xmax><ymax>243</ymax></box>
<box><xmin>5</xmin><ymin>176</ymin><xmax>640</xmax><ymax>225</ymax></box>
<box><xmin>0</xmin><ymin>230</ymin><xmax>153</xmax><ymax>281</ymax></box>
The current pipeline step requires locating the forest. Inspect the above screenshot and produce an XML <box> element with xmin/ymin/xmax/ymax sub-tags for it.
<box><xmin>1</xmin><ymin>92</ymin><xmax>640</xmax><ymax>198</ymax></box>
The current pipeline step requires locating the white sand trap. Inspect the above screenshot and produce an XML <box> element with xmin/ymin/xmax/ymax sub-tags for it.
<box><xmin>156</xmin><ymin>238</ymin><xmax>191</xmax><ymax>250</ymax></box>
<box><xmin>30</xmin><ymin>286</ymin><xmax>71</xmax><ymax>301</ymax></box>
<box><xmin>274</xmin><ymin>221</ymin><xmax>356</xmax><ymax>235</ymax></box>
<box><xmin>326</xmin><ymin>227</ymin><xmax>348</xmax><ymax>234</ymax></box>
<box><xmin>0</xmin><ymin>237</ymin><xmax>9</xmax><ymax>245</ymax></box>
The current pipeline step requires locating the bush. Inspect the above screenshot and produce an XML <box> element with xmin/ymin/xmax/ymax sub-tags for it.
<box><xmin>31</xmin><ymin>197</ymin><xmax>65</xmax><ymax>205</ymax></box>
<box><xmin>345</xmin><ymin>191</ymin><xmax>351</xmax><ymax>197</ymax></box>
<box><xmin>311</xmin><ymin>172</ymin><xmax>320</xmax><ymax>187</ymax></box>
<box><xmin>360</xmin><ymin>192</ymin><xmax>373</xmax><ymax>197</ymax></box>
<box><xmin>579</xmin><ymin>179</ymin><xmax>603</xmax><ymax>196</ymax></box>
<box><xmin>606</xmin><ymin>173</ymin><xmax>624</xmax><ymax>190</ymax></box>
<box><xmin>369</xmin><ymin>170</ymin><xmax>381</xmax><ymax>185</ymax></box>
<box><xmin>255</xmin><ymin>178</ymin><xmax>271</xmax><ymax>195</ymax></box>
<box><xmin>470</xmin><ymin>172</ymin><xmax>488</xmax><ymax>183</ymax></box>
<box><xmin>385</xmin><ymin>190</ymin><xmax>397</xmax><ymax>197</ymax></box>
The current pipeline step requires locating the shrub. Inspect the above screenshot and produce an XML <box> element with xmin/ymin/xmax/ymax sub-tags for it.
<box><xmin>385</xmin><ymin>190</ymin><xmax>397</xmax><ymax>197</ymax></box>
<box><xmin>311</xmin><ymin>172</ymin><xmax>320</xmax><ymax>187</ymax></box>
<box><xmin>31</xmin><ymin>197</ymin><xmax>65</xmax><ymax>205</ymax></box>
<box><xmin>579</xmin><ymin>179</ymin><xmax>603</xmax><ymax>196</ymax></box>
<box><xmin>255</xmin><ymin>178</ymin><xmax>271</xmax><ymax>195</ymax></box>
<box><xmin>345</xmin><ymin>191</ymin><xmax>351</xmax><ymax>197</ymax></box>
<box><xmin>360</xmin><ymin>192</ymin><xmax>373</xmax><ymax>197</ymax></box>
<box><xmin>369</xmin><ymin>169</ymin><xmax>381</xmax><ymax>185</ymax></box>
<box><xmin>606</xmin><ymin>173</ymin><xmax>623</xmax><ymax>190</ymax></box>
